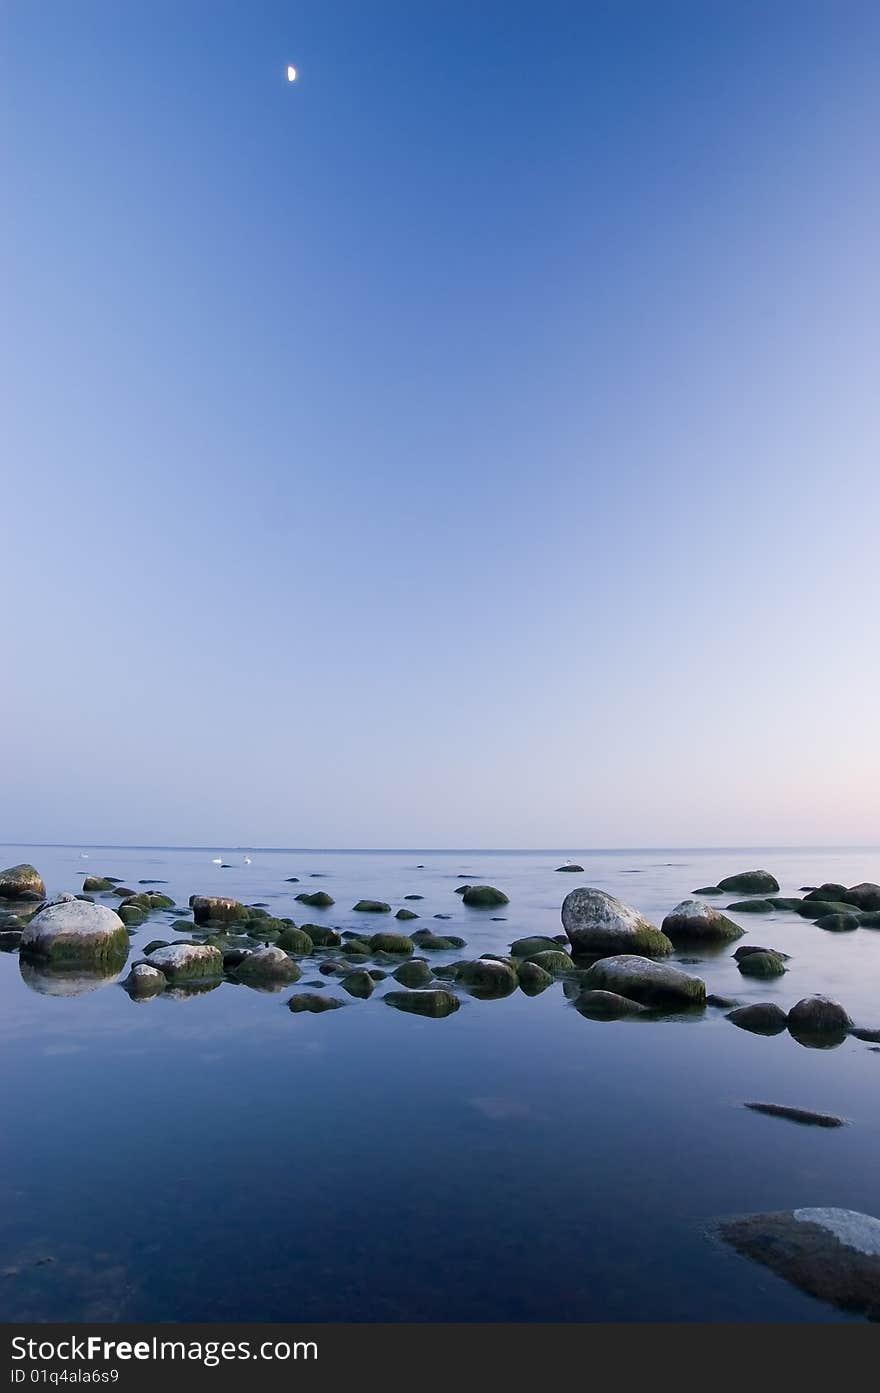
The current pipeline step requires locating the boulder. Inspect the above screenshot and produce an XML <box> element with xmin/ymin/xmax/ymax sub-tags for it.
<box><xmin>411</xmin><ymin>930</ymin><xmax>465</xmax><ymax>950</ymax></box>
<box><xmin>145</xmin><ymin>943</ymin><xmax>223</xmax><ymax>982</ymax></box>
<box><xmin>692</xmin><ymin>885</ymin><xmax>723</xmax><ymax>895</ymax></box>
<box><xmin>725</xmin><ymin>899</ymin><xmax>774</xmax><ymax>914</ymax></box>
<box><xmin>190</xmin><ymin>896</ymin><xmax>250</xmax><ymax>925</ymax></box>
<box><xmin>118</xmin><ymin>904</ymin><xmax>147</xmax><ymax>926</ymax></box>
<box><xmin>796</xmin><ymin>899</ymin><xmax>857</xmax><ymax>920</ymax></box>
<box><xmin>82</xmin><ymin>876</ymin><xmax>114</xmax><ymax>893</ymax></box>
<box><xmin>384</xmin><ymin>989</ymin><xmax>460</xmax><ymax>1017</ymax></box>
<box><xmin>295</xmin><ymin>891</ymin><xmax>335</xmax><ymax>908</ymax></box>
<box><xmin>455</xmin><ymin>959</ymin><xmax>518</xmax><ymax>998</ymax></box>
<box><xmin>461</xmin><ymin>885</ymin><xmax>509</xmax><ymax>908</ymax></box>
<box><xmin>395</xmin><ymin>908</ymin><xmax>419</xmax><ymax>921</ymax></box>
<box><xmin>716</xmin><ymin>1209</ymin><xmax>880</xmax><ymax>1319</ymax></box>
<box><xmin>0</xmin><ymin>863</ymin><xmax>45</xmax><ymax>899</ymax></box>
<box><xmin>842</xmin><ymin>882</ymin><xmax>880</xmax><ymax>912</ymax></box>
<box><xmin>581</xmin><ymin>955</ymin><xmax>705</xmax><ymax>1008</ymax></box>
<box><xmin>803</xmin><ymin>883</ymin><xmax>848</xmax><ymax>903</ymax></box>
<box><xmin>340</xmin><ymin>969</ymin><xmax>374</xmax><ymax>999</ymax></box>
<box><xmin>510</xmin><ymin>935</ymin><xmax>563</xmax><ymax>957</ymax></box>
<box><xmin>288</xmin><ymin>993</ymin><xmax>344</xmax><ymax>1013</ymax></box>
<box><xmin>516</xmin><ymin>961</ymin><xmax>553</xmax><ymax>994</ymax></box>
<box><xmin>123</xmin><ymin>963</ymin><xmax>166</xmax><ymax>998</ymax></box>
<box><xmin>736</xmin><ymin>950</ymin><xmax>787</xmax><ymax>979</ymax></box>
<box><xmin>574</xmin><ymin>989</ymin><xmax>647</xmax><ymax>1018</ymax></box>
<box><xmin>300</xmin><ymin>923</ymin><xmax>341</xmax><ymax>948</ymax></box>
<box><xmin>147</xmin><ymin>893</ymin><xmax>175</xmax><ymax>910</ymax></box>
<box><xmin>525</xmin><ymin>949</ymin><xmax>576</xmax><ymax>975</ymax></box>
<box><xmin>352</xmin><ymin>899</ymin><xmax>391</xmax><ymax>913</ymax></box>
<box><xmin>393</xmin><ymin>959</ymin><xmax>434</xmax><ymax>988</ymax></box>
<box><xmin>235</xmin><ymin>946</ymin><xmax>301</xmax><ymax>985</ymax></box>
<box><xmin>661</xmin><ymin>899</ymin><xmax>743</xmax><ymax>943</ymax></box>
<box><xmin>562</xmin><ymin>888</ymin><xmax>673</xmax><ymax>957</ymax></box>
<box><xmin>369</xmin><ymin>932</ymin><xmax>414</xmax><ymax>956</ymax></box>
<box><xmin>20</xmin><ymin>896</ymin><xmax>128</xmax><ymax>966</ymax></box>
<box><xmin>727</xmin><ymin>1003</ymin><xmax>789</xmax><ymax>1035</ymax></box>
<box><xmin>716</xmin><ymin>870</ymin><xmax>780</xmax><ymax>894</ymax></box>
<box><xmin>556</xmin><ymin>864</ymin><xmax>584</xmax><ymax>872</ymax></box>
<box><xmin>815</xmin><ymin>912</ymin><xmax>860</xmax><ymax>933</ymax></box>
<box><xmin>788</xmin><ymin>995</ymin><xmax>852</xmax><ymax>1044</ymax></box>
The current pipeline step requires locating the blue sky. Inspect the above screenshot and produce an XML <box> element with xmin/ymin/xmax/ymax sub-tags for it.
<box><xmin>3</xmin><ymin>1</ymin><xmax>878</xmax><ymax>848</ymax></box>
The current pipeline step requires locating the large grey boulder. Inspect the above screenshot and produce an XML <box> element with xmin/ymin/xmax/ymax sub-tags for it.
<box><xmin>562</xmin><ymin>888</ymin><xmax>673</xmax><ymax>957</ymax></box>
<box><xmin>581</xmin><ymin>954</ymin><xmax>706</xmax><ymax>1008</ymax></box>
<box><xmin>20</xmin><ymin>895</ymin><xmax>128</xmax><ymax>966</ymax></box>
<box><xmin>716</xmin><ymin>1208</ymin><xmax>880</xmax><ymax>1319</ymax></box>
<box><xmin>843</xmin><ymin>882</ymin><xmax>880</xmax><ymax>912</ymax></box>
<box><xmin>145</xmin><ymin>943</ymin><xmax>223</xmax><ymax>982</ymax></box>
<box><xmin>0</xmin><ymin>863</ymin><xmax>45</xmax><ymax>899</ymax></box>
<box><xmin>661</xmin><ymin>899</ymin><xmax>743</xmax><ymax>944</ymax></box>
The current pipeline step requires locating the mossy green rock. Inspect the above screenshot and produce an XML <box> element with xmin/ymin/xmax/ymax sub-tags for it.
<box><xmin>20</xmin><ymin>897</ymin><xmax>128</xmax><ymax>967</ymax></box>
<box><xmin>455</xmin><ymin>959</ymin><xmax>518</xmax><ymax>997</ymax></box>
<box><xmin>143</xmin><ymin>939</ymin><xmax>171</xmax><ymax>955</ymax></box>
<box><xmin>146</xmin><ymin>943</ymin><xmax>223</xmax><ymax>982</ymax></box>
<box><xmin>120</xmin><ymin>893</ymin><xmax>152</xmax><ymax>911</ymax></box>
<box><xmin>582</xmin><ymin>955</ymin><xmax>706</xmax><ymax>1008</ymax></box>
<box><xmin>190</xmin><ymin>895</ymin><xmax>251</xmax><ymax>925</ymax></box>
<box><xmin>384</xmin><ymin>989</ymin><xmax>460</xmax><ymax>1018</ymax></box>
<box><xmin>0</xmin><ymin>864</ymin><xmax>45</xmax><ymax>899</ymax></box>
<box><xmin>727</xmin><ymin>1003</ymin><xmax>789</xmax><ymax>1035</ymax></box>
<box><xmin>411</xmin><ymin>930</ymin><xmax>465</xmax><ymax>950</ymax></box>
<box><xmin>510</xmin><ymin>936</ymin><xmax>564</xmax><ymax>957</ymax></box>
<box><xmin>276</xmin><ymin>925</ymin><xmax>314</xmax><ymax>954</ymax></box>
<box><xmin>295</xmin><ymin>891</ymin><xmax>335</xmax><ymax>908</ymax></box>
<box><xmin>726</xmin><ymin>899</ymin><xmax>775</xmax><ymax>914</ymax></box>
<box><xmin>661</xmin><ymin>900</ymin><xmax>743</xmax><ymax>943</ymax></box>
<box><xmin>461</xmin><ymin>885</ymin><xmax>509</xmax><ymax>908</ymax></box>
<box><xmin>123</xmin><ymin>963</ymin><xmax>166</xmax><ymax>998</ymax></box>
<box><xmin>692</xmin><ymin>886</ymin><xmax>723</xmax><ymax>896</ymax></box>
<box><xmin>288</xmin><ymin>993</ymin><xmax>344</xmax><ymax>1013</ymax></box>
<box><xmin>562</xmin><ymin>888</ymin><xmax>673</xmax><ymax>958</ymax></box>
<box><xmin>796</xmin><ymin>900</ymin><xmax>856</xmax><ymax>920</ymax></box>
<box><xmin>353</xmin><ymin>900</ymin><xmax>391</xmax><ymax>913</ymax></box>
<box><xmin>737</xmin><ymin>950</ymin><xmax>787</xmax><ymax>979</ymax></box>
<box><xmin>574</xmin><ymin>989</ymin><xmax>647</xmax><ymax>1018</ymax></box>
<box><xmin>341</xmin><ymin>969</ymin><xmax>374</xmax><ymax>999</ymax></box>
<box><xmin>815</xmin><ymin>912</ymin><xmax>861</xmax><ymax>933</ymax></box>
<box><xmin>395</xmin><ymin>908</ymin><xmax>419</xmax><ymax>921</ymax></box>
<box><xmin>516</xmin><ymin>961</ymin><xmax>553</xmax><ymax>994</ymax></box>
<box><xmin>342</xmin><ymin>939</ymin><xmax>372</xmax><ymax>959</ymax></box>
<box><xmin>803</xmin><ymin>883</ymin><xmax>849</xmax><ymax>903</ymax></box>
<box><xmin>118</xmin><ymin>904</ymin><xmax>147</xmax><ymax>926</ymax></box>
<box><xmin>147</xmin><ymin>893</ymin><xmax>175</xmax><ymax>910</ymax></box>
<box><xmin>235</xmin><ymin>946</ymin><xmax>302</xmax><ymax>985</ymax></box>
<box><xmin>716</xmin><ymin>870</ymin><xmax>780</xmax><ymax>895</ymax></box>
<box><xmin>300</xmin><ymin>923</ymin><xmax>341</xmax><ymax>947</ymax></box>
<box><xmin>766</xmin><ymin>898</ymin><xmax>803</xmax><ymax>912</ymax></box>
<box><xmin>393</xmin><ymin>959</ymin><xmax>434</xmax><ymax>988</ymax></box>
<box><xmin>369</xmin><ymin>932</ymin><xmax>414</xmax><ymax>956</ymax></box>
<box><xmin>526</xmin><ymin>949</ymin><xmax>576</xmax><ymax>974</ymax></box>
<box><xmin>82</xmin><ymin>876</ymin><xmax>114</xmax><ymax>893</ymax></box>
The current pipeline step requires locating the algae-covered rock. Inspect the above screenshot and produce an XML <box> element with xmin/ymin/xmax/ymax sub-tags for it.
<box><xmin>815</xmin><ymin>911</ymin><xmax>861</xmax><ymax>933</ymax></box>
<box><xmin>455</xmin><ymin>959</ymin><xmax>518</xmax><ymax>998</ymax></box>
<box><xmin>384</xmin><ymin>988</ymin><xmax>460</xmax><ymax>1018</ymax></box>
<box><xmin>461</xmin><ymin>885</ymin><xmax>509</xmax><ymax>908</ymax></box>
<box><xmin>190</xmin><ymin>896</ymin><xmax>251</xmax><ymax>925</ymax></box>
<box><xmin>393</xmin><ymin>959</ymin><xmax>433</xmax><ymax>988</ymax></box>
<box><xmin>661</xmin><ymin>900</ymin><xmax>743</xmax><ymax>944</ymax></box>
<box><xmin>0</xmin><ymin>864</ymin><xmax>45</xmax><ymax>899</ymax></box>
<box><xmin>353</xmin><ymin>899</ymin><xmax>391</xmax><ymax>913</ymax></box>
<box><xmin>692</xmin><ymin>885</ymin><xmax>723</xmax><ymax>896</ymax></box>
<box><xmin>395</xmin><ymin>908</ymin><xmax>419</xmax><ymax>921</ymax></box>
<box><xmin>510</xmin><ymin>936</ymin><xmax>563</xmax><ymax>958</ymax></box>
<box><xmin>341</xmin><ymin>969</ymin><xmax>374</xmax><ymax>999</ymax></box>
<box><xmin>288</xmin><ymin>993</ymin><xmax>344</xmax><ymax>1013</ymax></box>
<box><xmin>411</xmin><ymin>930</ymin><xmax>465</xmax><ymax>951</ymax></box>
<box><xmin>804</xmin><ymin>883</ymin><xmax>849</xmax><ymax>903</ymax></box>
<box><xmin>82</xmin><ymin>876</ymin><xmax>114</xmax><ymax>893</ymax></box>
<box><xmin>562</xmin><ymin>888</ymin><xmax>673</xmax><ymax>957</ymax></box>
<box><xmin>300</xmin><ymin>923</ymin><xmax>341</xmax><ymax>948</ymax></box>
<box><xmin>725</xmin><ymin>899</ymin><xmax>775</xmax><ymax>914</ymax></box>
<box><xmin>147</xmin><ymin>893</ymin><xmax>175</xmax><ymax>910</ymax></box>
<box><xmin>276</xmin><ymin>925</ymin><xmax>314</xmax><ymax>954</ymax></box>
<box><xmin>582</xmin><ymin>955</ymin><xmax>705</xmax><ymax>1008</ymax></box>
<box><xmin>369</xmin><ymin>932</ymin><xmax>414</xmax><ymax>956</ymax></box>
<box><xmin>295</xmin><ymin>891</ymin><xmax>335</xmax><ymax>908</ymax></box>
<box><xmin>737</xmin><ymin>950</ymin><xmax>787</xmax><ymax>979</ymax></box>
<box><xmin>123</xmin><ymin>963</ymin><xmax>166</xmax><ymax>998</ymax></box>
<box><xmin>20</xmin><ymin>896</ymin><xmax>128</xmax><ymax>966</ymax></box>
<box><xmin>118</xmin><ymin>904</ymin><xmax>147</xmax><ymax>926</ymax></box>
<box><xmin>574</xmin><ymin>989</ymin><xmax>647</xmax><ymax>1019</ymax></box>
<box><xmin>842</xmin><ymin>882</ymin><xmax>880</xmax><ymax>912</ymax></box>
<box><xmin>143</xmin><ymin>938</ymin><xmax>170</xmax><ymax>955</ymax></box>
<box><xmin>516</xmin><ymin>961</ymin><xmax>553</xmax><ymax>995</ymax></box>
<box><xmin>145</xmin><ymin>942</ymin><xmax>223</xmax><ymax>982</ymax></box>
<box><xmin>716</xmin><ymin>870</ymin><xmax>780</xmax><ymax>895</ymax></box>
<box><xmin>727</xmin><ymin>1003</ymin><xmax>789</xmax><ymax>1035</ymax></box>
<box><xmin>235</xmin><ymin>945</ymin><xmax>302</xmax><ymax>985</ymax></box>
<box><xmin>525</xmin><ymin>949</ymin><xmax>576</xmax><ymax>975</ymax></box>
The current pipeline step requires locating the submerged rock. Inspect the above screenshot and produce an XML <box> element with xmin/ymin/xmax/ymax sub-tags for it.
<box><xmin>555</xmin><ymin>864</ymin><xmax>584</xmax><ymax>872</ymax></box>
<box><xmin>815</xmin><ymin>911</ymin><xmax>861</xmax><ymax>933</ymax></box>
<box><xmin>736</xmin><ymin>950</ymin><xmax>787</xmax><ymax>979</ymax></box>
<box><xmin>369</xmin><ymin>932</ymin><xmax>414</xmax><ymax>956</ymax></box>
<box><xmin>300</xmin><ymin>923</ymin><xmax>341</xmax><ymax>948</ymax></box>
<box><xmin>455</xmin><ymin>959</ymin><xmax>518</xmax><ymax>998</ymax></box>
<box><xmin>340</xmin><ymin>969</ymin><xmax>374</xmax><ymax>999</ymax></box>
<box><xmin>803</xmin><ymin>883</ymin><xmax>848</xmax><ymax>903</ymax></box>
<box><xmin>725</xmin><ymin>899</ymin><xmax>774</xmax><ymax>914</ymax></box>
<box><xmin>145</xmin><ymin>943</ymin><xmax>223</xmax><ymax>982</ymax></box>
<box><xmin>123</xmin><ymin>963</ymin><xmax>166</xmax><ymax>998</ymax></box>
<box><xmin>788</xmin><ymin>995</ymin><xmax>853</xmax><ymax>1046</ymax></box>
<box><xmin>716</xmin><ymin>870</ymin><xmax>780</xmax><ymax>895</ymax></box>
<box><xmin>353</xmin><ymin>899</ymin><xmax>391</xmax><ymax>913</ymax></box>
<box><xmin>461</xmin><ymin>885</ymin><xmax>509</xmax><ymax>908</ymax></box>
<box><xmin>727</xmin><ymin>1003</ymin><xmax>788</xmax><ymax>1035</ymax></box>
<box><xmin>516</xmin><ymin>961</ymin><xmax>553</xmax><ymax>994</ymax></box>
<box><xmin>525</xmin><ymin>949</ymin><xmax>576</xmax><ymax>975</ymax></box>
<box><xmin>235</xmin><ymin>946</ymin><xmax>301</xmax><ymax>985</ymax></box>
<box><xmin>393</xmin><ymin>959</ymin><xmax>434</xmax><ymax>988</ymax></box>
<box><xmin>0</xmin><ymin>864</ymin><xmax>45</xmax><ymax>899</ymax></box>
<box><xmin>716</xmin><ymin>1208</ymin><xmax>880</xmax><ymax>1319</ymax></box>
<box><xmin>20</xmin><ymin>897</ymin><xmax>128</xmax><ymax>966</ymax></box>
<box><xmin>574</xmin><ymin>989</ymin><xmax>646</xmax><ymax>1019</ymax></box>
<box><xmin>411</xmin><ymin>930</ymin><xmax>465</xmax><ymax>950</ymax></box>
<box><xmin>510</xmin><ymin>935</ymin><xmax>563</xmax><ymax>958</ymax></box>
<box><xmin>190</xmin><ymin>896</ymin><xmax>250</xmax><ymax>925</ymax></box>
<box><xmin>692</xmin><ymin>885</ymin><xmax>723</xmax><ymax>896</ymax></box>
<box><xmin>743</xmin><ymin>1102</ymin><xmax>845</xmax><ymax>1128</ymax></box>
<box><xmin>661</xmin><ymin>900</ymin><xmax>743</xmax><ymax>944</ymax></box>
<box><xmin>581</xmin><ymin>955</ymin><xmax>706</xmax><ymax>1009</ymax></box>
<box><xmin>295</xmin><ymin>891</ymin><xmax>335</xmax><ymax>908</ymax></box>
<box><xmin>288</xmin><ymin>993</ymin><xmax>344</xmax><ymax>1013</ymax></box>
<box><xmin>82</xmin><ymin>876</ymin><xmax>114</xmax><ymax>893</ymax></box>
<box><xmin>384</xmin><ymin>989</ymin><xmax>460</xmax><ymax>1017</ymax></box>
<box><xmin>562</xmin><ymin>888</ymin><xmax>673</xmax><ymax>958</ymax></box>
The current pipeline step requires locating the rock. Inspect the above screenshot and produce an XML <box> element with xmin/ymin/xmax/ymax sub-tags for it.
<box><xmin>581</xmin><ymin>955</ymin><xmax>706</xmax><ymax>1008</ymax></box>
<box><xmin>733</xmin><ymin>944</ymin><xmax>790</xmax><ymax>961</ymax></box>
<box><xmin>561</xmin><ymin>888</ymin><xmax>673</xmax><ymax>958</ymax></box>
<box><xmin>235</xmin><ymin>946</ymin><xmax>301</xmax><ymax>985</ymax></box>
<box><xmin>404</xmin><ymin>894</ymin><xmax>424</xmax><ymax>900</ymax></box>
<box><xmin>743</xmin><ymin>1102</ymin><xmax>845</xmax><ymax>1128</ymax></box>
<box><xmin>692</xmin><ymin>885</ymin><xmax>723</xmax><ymax>895</ymax></box>
<box><xmin>727</xmin><ymin>1003</ymin><xmax>789</xmax><ymax>1035</ymax></box>
<box><xmin>706</xmin><ymin>993</ymin><xmax>741</xmax><ymax>1008</ymax></box>
<box><xmin>716</xmin><ymin>870</ymin><xmax>780</xmax><ymax>894</ymax></box>
<box><xmin>736</xmin><ymin>950</ymin><xmax>787</xmax><ymax>979</ymax></box>
<box><xmin>142</xmin><ymin>939</ymin><xmax>170</xmax><ymax>955</ymax></box>
<box><xmin>461</xmin><ymin>885</ymin><xmax>509</xmax><ymax>908</ymax></box>
<box><xmin>0</xmin><ymin>864</ymin><xmax>45</xmax><ymax>899</ymax></box>
<box><xmin>454</xmin><ymin>885</ymin><xmax>470</xmax><ymax>895</ymax></box>
<box><xmin>284</xmin><ymin>877</ymin><xmax>300</xmax><ymax>883</ymax></box>
<box><xmin>788</xmin><ymin>995</ymin><xmax>853</xmax><ymax>1045</ymax></box>
<box><xmin>803</xmin><ymin>883</ymin><xmax>849</xmax><ymax>903</ymax></box>
<box><xmin>411</xmin><ymin>930</ymin><xmax>465</xmax><ymax>950</ymax></box>
<box><xmin>288</xmin><ymin>993</ymin><xmax>344</xmax><ymax>1013</ymax></box>
<box><xmin>145</xmin><ymin>943</ymin><xmax>223</xmax><ymax>982</ymax></box>
<box><xmin>510</xmin><ymin>935</ymin><xmax>563</xmax><ymax>957</ymax></box>
<box><xmin>340</xmin><ymin>969</ymin><xmax>374</xmax><ymax>999</ymax></box>
<box><xmin>815</xmin><ymin>912</ymin><xmax>861</xmax><ymax>933</ymax></box>
<box><xmin>82</xmin><ymin>876</ymin><xmax>114</xmax><ymax>892</ymax></box>
<box><xmin>368</xmin><ymin>932</ymin><xmax>414</xmax><ymax>956</ymax></box>
<box><xmin>190</xmin><ymin>896</ymin><xmax>250</xmax><ymax>925</ymax></box>
<box><xmin>319</xmin><ymin>960</ymin><xmax>350</xmax><ymax>977</ymax></box>
<box><xmin>556</xmin><ymin>864</ymin><xmax>584</xmax><ymax>872</ymax></box>
<box><xmin>295</xmin><ymin>891</ymin><xmax>335</xmax><ymax>908</ymax></box>
<box><xmin>395</xmin><ymin>908</ymin><xmax>419</xmax><ymax>921</ymax></box>
<box><xmin>342</xmin><ymin>940</ymin><xmax>372</xmax><ymax>959</ymax></box>
<box><xmin>434</xmin><ymin>913</ymin><xmax>453</xmax><ymax>920</ymax></box>
<box><xmin>384</xmin><ymin>989</ymin><xmax>460</xmax><ymax>1017</ymax></box>
<box><xmin>147</xmin><ymin>893</ymin><xmax>175</xmax><ymax>910</ymax></box>
<box><xmin>574</xmin><ymin>989</ymin><xmax>646</xmax><ymax>1018</ymax></box>
<box><xmin>858</xmin><ymin>911</ymin><xmax>880</xmax><ymax>929</ymax></box>
<box><xmin>353</xmin><ymin>899</ymin><xmax>392</xmax><ymax>913</ymax></box>
<box><xmin>525</xmin><ymin>949</ymin><xmax>576</xmax><ymax>975</ymax></box>
<box><xmin>766</xmin><ymin>897</ymin><xmax>803</xmax><ymax>912</ymax></box>
<box><xmin>851</xmin><ymin>1026</ymin><xmax>880</xmax><ymax>1043</ymax></box>
<box><xmin>0</xmin><ymin>929</ymin><xmax>22</xmax><ymax>950</ymax></box>
<box><xmin>842</xmin><ymin>882</ymin><xmax>880</xmax><ymax>912</ymax></box>
<box><xmin>119</xmin><ymin>893</ymin><xmax>152</xmax><ymax>910</ymax></box>
<box><xmin>725</xmin><ymin>899</ymin><xmax>774</xmax><ymax>914</ymax></box>
<box><xmin>111</xmin><ymin>887</ymin><xmax>135</xmax><ymax>897</ymax></box>
<box><xmin>455</xmin><ymin>959</ymin><xmax>518</xmax><ymax>998</ymax></box>
<box><xmin>276</xmin><ymin>926</ymin><xmax>314</xmax><ymax>954</ymax></box>
<box><xmin>20</xmin><ymin>897</ymin><xmax>128</xmax><ymax>966</ymax></box>
<box><xmin>661</xmin><ymin>899</ymin><xmax>743</xmax><ymax>943</ymax></box>
<box><xmin>123</xmin><ymin>963</ymin><xmax>166</xmax><ymax>998</ymax></box>
<box><xmin>716</xmin><ymin>1208</ymin><xmax>880</xmax><ymax>1319</ymax></box>
<box><xmin>516</xmin><ymin>961</ymin><xmax>553</xmax><ymax>994</ymax></box>
<box><xmin>796</xmin><ymin>899</ymin><xmax>857</xmax><ymax>920</ymax></box>
<box><xmin>118</xmin><ymin>905</ymin><xmax>147</xmax><ymax>926</ymax></box>
<box><xmin>300</xmin><ymin>923</ymin><xmax>341</xmax><ymax>948</ymax></box>
<box><xmin>393</xmin><ymin>959</ymin><xmax>434</xmax><ymax>988</ymax></box>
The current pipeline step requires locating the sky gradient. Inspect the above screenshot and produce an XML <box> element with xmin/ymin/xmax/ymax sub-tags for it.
<box><xmin>3</xmin><ymin>1</ymin><xmax>879</xmax><ymax>848</ymax></box>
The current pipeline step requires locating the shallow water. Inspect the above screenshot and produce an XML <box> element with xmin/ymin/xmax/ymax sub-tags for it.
<box><xmin>1</xmin><ymin>843</ymin><xmax>879</xmax><ymax>1322</ymax></box>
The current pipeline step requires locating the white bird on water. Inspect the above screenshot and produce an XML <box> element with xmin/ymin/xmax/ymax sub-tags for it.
<box><xmin>287</xmin><ymin>65</ymin><xmax>297</xmax><ymax>83</ymax></box>
<box><xmin>244</xmin><ymin>856</ymin><xmax>252</xmax><ymax>865</ymax></box>
<box><xmin>212</xmin><ymin>856</ymin><xmax>222</xmax><ymax>865</ymax></box>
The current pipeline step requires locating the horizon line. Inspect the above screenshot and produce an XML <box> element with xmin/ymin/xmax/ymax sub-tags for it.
<box><xmin>2</xmin><ymin>840</ymin><xmax>879</xmax><ymax>855</ymax></box>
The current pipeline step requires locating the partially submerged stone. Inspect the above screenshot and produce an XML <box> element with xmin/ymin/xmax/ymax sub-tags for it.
<box><xmin>815</xmin><ymin>912</ymin><xmax>860</xmax><ymax>933</ymax></box>
<box><xmin>395</xmin><ymin>908</ymin><xmax>419</xmax><ymax>921</ymax></box>
<box><xmin>20</xmin><ymin>897</ymin><xmax>128</xmax><ymax>967</ymax></box>
<box><xmin>516</xmin><ymin>961</ymin><xmax>553</xmax><ymax>995</ymax></box>
<box><xmin>788</xmin><ymin>995</ymin><xmax>853</xmax><ymax>1046</ymax></box>
<box><xmin>725</xmin><ymin>899</ymin><xmax>775</xmax><ymax>914</ymax></box>
<box><xmin>0</xmin><ymin>864</ymin><xmax>45</xmax><ymax>899</ymax></box>
<box><xmin>661</xmin><ymin>899</ymin><xmax>743</xmax><ymax>944</ymax></box>
<box><xmin>369</xmin><ymin>932</ymin><xmax>414</xmax><ymax>956</ymax></box>
<box><xmin>393</xmin><ymin>959</ymin><xmax>434</xmax><ymax>988</ymax></box>
<box><xmin>234</xmin><ymin>945</ymin><xmax>301</xmax><ymax>985</ymax></box>
<box><xmin>510</xmin><ymin>935</ymin><xmax>563</xmax><ymax>958</ymax></box>
<box><xmin>82</xmin><ymin>876</ymin><xmax>114</xmax><ymax>893</ymax></box>
<box><xmin>455</xmin><ymin>959</ymin><xmax>518</xmax><ymax>998</ymax></box>
<box><xmin>411</xmin><ymin>930</ymin><xmax>465</xmax><ymax>950</ymax></box>
<box><xmin>295</xmin><ymin>891</ymin><xmax>335</xmax><ymax>908</ymax></box>
<box><xmin>461</xmin><ymin>885</ymin><xmax>509</xmax><ymax>908</ymax></box>
<box><xmin>300</xmin><ymin>923</ymin><xmax>341</xmax><ymax>948</ymax></box>
<box><xmin>727</xmin><ymin>1003</ymin><xmax>788</xmax><ymax>1035</ymax></box>
<box><xmin>574</xmin><ymin>989</ymin><xmax>646</xmax><ymax>1019</ymax></box>
<box><xmin>123</xmin><ymin>963</ymin><xmax>166</xmax><ymax>999</ymax></box>
<box><xmin>288</xmin><ymin>993</ymin><xmax>344</xmax><ymax>1013</ymax></box>
<box><xmin>716</xmin><ymin>870</ymin><xmax>780</xmax><ymax>894</ymax></box>
<box><xmin>562</xmin><ymin>888</ymin><xmax>673</xmax><ymax>958</ymax></box>
<box><xmin>716</xmin><ymin>1208</ymin><xmax>880</xmax><ymax>1319</ymax></box>
<box><xmin>842</xmin><ymin>882</ymin><xmax>880</xmax><ymax>912</ymax></box>
<box><xmin>353</xmin><ymin>899</ymin><xmax>391</xmax><ymax>913</ymax></box>
<box><xmin>145</xmin><ymin>943</ymin><xmax>223</xmax><ymax>982</ymax></box>
<box><xmin>384</xmin><ymin>989</ymin><xmax>460</xmax><ymax>1018</ymax></box>
<box><xmin>743</xmin><ymin>1102</ymin><xmax>845</xmax><ymax>1128</ymax></box>
<box><xmin>190</xmin><ymin>895</ymin><xmax>251</xmax><ymax>925</ymax></box>
<box><xmin>736</xmin><ymin>950</ymin><xmax>787</xmax><ymax>979</ymax></box>
<box><xmin>581</xmin><ymin>955</ymin><xmax>706</xmax><ymax>1009</ymax></box>
<box><xmin>525</xmin><ymin>949</ymin><xmax>576</xmax><ymax>975</ymax></box>
<box><xmin>340</xmin><ymin>969</ymin><xmax>374</xmax><ymax>999</ymax></box>
<box><xmin>555</xmin><ymin>864</ymin><xmax>584</xmax><ymax>872</ymax></box>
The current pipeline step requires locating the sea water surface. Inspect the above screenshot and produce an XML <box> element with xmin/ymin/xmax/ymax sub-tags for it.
<box><xmin>1</xmin><ymin>844</ymin><xmax>879</xmax><ymax>1322</ymax></box>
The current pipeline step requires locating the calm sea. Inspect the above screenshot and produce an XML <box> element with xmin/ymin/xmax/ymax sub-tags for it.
<box><xmin>2</xmin><ymin>843</ymin><xmax>879</xmax><ymax>1322</ymax></box>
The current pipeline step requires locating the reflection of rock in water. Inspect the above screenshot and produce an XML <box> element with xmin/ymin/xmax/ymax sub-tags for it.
<box><xmin>162</xmin><ymin>978</ymin><xmax>222</xmax><ymax>1000</ymax></box>
<box><xmin>19</xmin><ymin>956</ymin><xmax>123</xmax><ymax>997</ymax></box>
